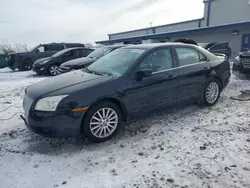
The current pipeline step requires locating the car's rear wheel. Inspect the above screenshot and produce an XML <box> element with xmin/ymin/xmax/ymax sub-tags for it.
<box><xmin>199</xmin><ymin>79</ymin><xmax>221</xmax><ymax>106</ymax></box>
<box><xmin>18</xmin><ymin>60</ymin><xmax>32</xmax><ymax>71</ymax></box>
<box><xmin>83</xmin><ymin>101</ymin><xmax>122</xmax><ymax>142</ymax></box>
<box><xmin>48</xmin><ymin>64</ymin><xmax>60</xmax><ymax>76</ymax></box>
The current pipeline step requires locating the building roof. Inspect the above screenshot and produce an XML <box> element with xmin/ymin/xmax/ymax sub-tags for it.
<box><xmin>96</xmin><ymin>21</ymin><xmax>250</xmax><ymax>44</ymax></box>
<box><xmin>108</xmin><ymin>18</ymin><xmax>203</xmax><ymax>37</ymax></box>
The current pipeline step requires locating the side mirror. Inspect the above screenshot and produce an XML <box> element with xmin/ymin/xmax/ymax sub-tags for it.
<box><xmin>136</xmin><ymin>69</ymin><xmax>152</xmax><ymax>80</ymax></box>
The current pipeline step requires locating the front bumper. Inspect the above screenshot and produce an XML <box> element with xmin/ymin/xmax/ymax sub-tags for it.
<box><xmin>33</xmin><ymin>65</ymin><xmax>46</xmax><ymax>74</ymax></box>
<box><xmin>22</xmin><ymin>95</ymin><xmax>85</xmax><ymax>137</ymax></box>
<box><xmin>232</xmin><ymin>63</ymin><xmax>250</xmax><ymax>73</ymax></box>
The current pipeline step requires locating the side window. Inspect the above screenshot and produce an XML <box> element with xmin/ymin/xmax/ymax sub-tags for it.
<box><xmin>47</xmin><ymin>44</ymin><xmax>64</xmax><ymax>51</ymax></box>
<box><xmin>36</xmin><ymin>46</ymin><xmax>45</xmax><ymax>52</ymax></box>
<box><xmin>81</xmin><ymin>49</ymin><xmax>92</xmax><ymax>57</ymax></box>
<box><xmin>139</xmin><ymin>48</ymin><xmax>173</xmax><ymax>73</ymax></box>
<box><xmin>176</xmin><ymin>48</ymin><xmax>200</xmax><ymax>66</ymax></box>
<box><xmin>72</xmin><ymin>50</ymin><xmax>81</xmax><ymax>57</ymax></box>
<box><xmin>199</xmin><ymin>52</ymin><xmax>207</xmax><ymax>62</ymax></box>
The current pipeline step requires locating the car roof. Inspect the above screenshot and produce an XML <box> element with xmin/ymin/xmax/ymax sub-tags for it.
<box><xmin>63</xmin><ymin>47</ymin><xmax>91</xmax><ymax>51</ymax></box>
<box><xmin>103</xmin><ymin>45</ymin><xmax>124</xmax><ymax>49</ymax></box>
<box><xmin>120</xmin><ymin>42</ymin><xmax>198</xmax><ymax>50</ymax></box>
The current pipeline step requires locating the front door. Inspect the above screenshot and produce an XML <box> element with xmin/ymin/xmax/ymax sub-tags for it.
<box><xmin>241</xmin><ymin>34</ymin><xmax>250</xmax><ymax>52</ymax></box>
<box><xmin>174</xmin><ymin>47</ymin><xmax>210</xmax><ymax>100</ymax></box>
<box><xmin>125</xmin><ymin>48</ymin><xmax>178</xmax><ymax>116</ymax></box>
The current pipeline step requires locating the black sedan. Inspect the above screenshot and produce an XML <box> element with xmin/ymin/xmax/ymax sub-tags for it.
<box><xmin>233</xmin><ymin>50</ymin><xmax>250</xmax><ymax>73</ymax></box>
<box><xmin>58</xmin><ymin>45</ymin><xmax>123</xmax><ymax>73</ymax></box>
<box><xmin>22</xmin><ymin>43</ymin><xmax>231</xmax><ymax>142</ymax></box>
<box><xmin>33</xmin><ymin>47</ymin><xmax>94</xmax><ymax>76</ymax></box>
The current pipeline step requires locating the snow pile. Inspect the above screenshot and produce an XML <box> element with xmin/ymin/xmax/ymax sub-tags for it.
<box><xmin>0</xmin><ymin>69</ymin><xmax>250</xmax><ymax>188</ymax></box>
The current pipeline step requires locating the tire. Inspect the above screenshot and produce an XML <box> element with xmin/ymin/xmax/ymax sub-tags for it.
<box><xmin>18</xmin><ymin>60</ymin><xmax>32</xmax><ymax>71</ymax></box>
<box><xmin>82</xmin><ymin>101</ymin><xmax>122</xmax><ymax>143</ymax></box>
<box><xmin>48</xmin><ymin>64</ymin><xmax>60</xmax><ymax>76</ymax></box>
<box><xmin>199</xmin><ymin>78</ymin><xmax>221</xmax><ymax>106</ymax></box>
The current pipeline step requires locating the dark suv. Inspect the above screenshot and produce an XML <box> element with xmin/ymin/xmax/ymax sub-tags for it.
<box><xmin>8</xmin><ymin>43</ymin><xmax>85</xmax><ymax>71</ymax></box>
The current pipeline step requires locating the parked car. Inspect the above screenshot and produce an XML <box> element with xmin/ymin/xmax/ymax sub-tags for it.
<box><xmin>8</xmin><ymin>42</ymin><xmax>85</xmax><ymax>71</ymax></box>
<box><xmin>59</xmin><ymin>45</ymin><xmax>123</xmax><ymax>73</ymax></box>
<box><xmin>22</xmin><ymin>43</ymin><xmax>231</xmax><ymax>142</ymax></box>
<box><xmin>33</xmin><ymin>47</ymin><xmax>93</xmax><ymax>76</ymax></box>
<box><xmin>174</xmin><ymin>39</ymin><xmax>232</xmax><ymax>57</ymax></box>
<box><xmin>232</xmin><ymin>50</ymin><xmax>250</xmax><ymax>73</ymax></box>
<box><xmin>0</xmin><ymin>49</ymin><xmax>8</xmax><ymax>68</ymax></box>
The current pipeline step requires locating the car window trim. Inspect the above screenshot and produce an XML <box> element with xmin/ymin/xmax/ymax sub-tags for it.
<box><xmin>176</xmin><ymin>61</ymin><xmax>208</xmax><ymax>69</ymax></box>
<box><xmin>152</xmin><ymin>67</ymin><xmax>178</xmax><ymax>74</ymax></box>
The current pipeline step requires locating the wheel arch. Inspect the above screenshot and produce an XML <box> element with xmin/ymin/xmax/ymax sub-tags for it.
<box><xmin>84</xmin><ymin>97</ymin><xmax>128</xmax><ymax>122</ymax></box>
<box><xmin>80</xmin><ymin>97</ymin><xmax>128</xmax><ymax>134</ymax></box>
<box><xmin>210</xmin><ymin>76</ymin><xmax>223</xmax><ymax>91</ymax></box>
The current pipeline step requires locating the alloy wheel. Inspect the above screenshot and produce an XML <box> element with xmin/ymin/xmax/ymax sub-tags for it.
<box><xmin>205</xmin><ymin>82</ymin><xmax>219</xmax><ymax>104</ymax></box>
<box><xmin>49</xmin><ymin>65</ymin><xmax>60</xmax><ymax>76</ymax></box>
<box><xmin>90</xmin><ymin>108</ymin><xmax>118</xmax><ymax>138</ymax></box>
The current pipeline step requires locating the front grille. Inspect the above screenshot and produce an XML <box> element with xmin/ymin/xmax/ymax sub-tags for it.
<box><xmin>8</xmin><ymin>55</ymin><xmax>14</xmax><ymax>66</ymax></box>
<box><xmin>242</xmin><ymin>59</ymin><xmax>250</xmax><ymax>69</ymax></box>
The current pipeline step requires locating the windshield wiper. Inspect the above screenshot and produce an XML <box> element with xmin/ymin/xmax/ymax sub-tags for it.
<box><xmin>84</xmin><ymin>68</ymin><xmax>113</xmax><ymax>76</ymax></box>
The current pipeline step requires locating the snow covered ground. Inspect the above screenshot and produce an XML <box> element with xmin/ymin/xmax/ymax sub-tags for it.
<box><xmin>0</xmin><ymin>68</ymin><xmax>250</xmax><ymax>188</ymax></box>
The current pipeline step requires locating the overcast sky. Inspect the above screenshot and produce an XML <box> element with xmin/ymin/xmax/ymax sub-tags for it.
<box><xmin>0</xmin><ymin>0</ymin><xmax>204</xmax><ymax>47</ymax></box>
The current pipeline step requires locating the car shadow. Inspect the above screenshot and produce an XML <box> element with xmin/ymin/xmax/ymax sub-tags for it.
<box><xmin>0</xmin><ymin>100</ymin><xmax>206</xmax><ymax>156</ymax></box>
<box><xmin>15</xmin><ymin>100</ymin><xmax>204</xmax><ymax>156</ymax></box>
<box><xmin>232</xmin><ymin>70</ymin><xmax>250</xmax><ymax>80</ymax></box>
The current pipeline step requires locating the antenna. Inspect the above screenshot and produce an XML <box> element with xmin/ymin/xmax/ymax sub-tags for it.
<box><xmin>149</xmin><ymin>21</ymin><xmax>153</xmax><ymax>28</ymax></box>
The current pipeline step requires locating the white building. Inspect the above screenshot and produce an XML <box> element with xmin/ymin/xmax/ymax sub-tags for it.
<box><xmin>96</xmin><ymin>0</ymin><xmax>250</xmax><ymax>56</ymax></box>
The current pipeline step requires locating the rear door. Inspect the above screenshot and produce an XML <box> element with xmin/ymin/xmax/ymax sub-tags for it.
<box><xmin>174</xmin><ymin>47</ymin><xmax>210</xmax><ymax>100</ymax></box>
<box><xmin>208</xmin><ymin>42</ymin><xmax>231</xmax><ymax>57</ymax></box>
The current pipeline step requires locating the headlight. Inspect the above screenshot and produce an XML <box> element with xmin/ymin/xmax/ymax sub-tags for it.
<box><xmin>235</xmin><ymin>56</ymin><xmax>240</xmax><ymax>61</ymax></box>
<box><xmin>35</xmin><ymin>95</ymin><xmax>68</xmax><ymax>111</ymax></box>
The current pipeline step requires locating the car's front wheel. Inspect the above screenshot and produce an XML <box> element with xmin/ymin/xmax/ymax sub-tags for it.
<box><xmin>83</xmin><ymin>101</ymin><xmax>122</xmax><ymax>142</ymax></box>
<box><xmin>48</xmin><ymin>64</ymin><xmax>60</xmax><ymax>76</ymax></box>
<box><xmin>200</xmin><ymin>79</ymin><xmax>221</xmax><ymax>106</ymax></box>
<box><xmin>18</xmin><ymin>60</ymin><xmax>32</xmax><ymax>71</ymax></box>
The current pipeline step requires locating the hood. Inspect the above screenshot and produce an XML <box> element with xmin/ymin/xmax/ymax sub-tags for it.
<box><xmin>33</xmin><ymin>57</ymin><xmax>52</xmax><ymax>65</ymax></box>
<box><xmin>239</xmin><ymin>50</ymin><xmax>250</xmax><ymax>57</ymax></box>
<box><xmin>10</xmin><ymin>51</ymin><xmax>33</xmax><ymax>57</ymax></box>
<box><xmin>61</xmin><ymin>57</ymin><xmax>96</xmax><ymax>68</ymax></box>
<box><xmin>26</xmin><ymin>70</ymin><xmax>112</xmax><ymax>98</ymax></box>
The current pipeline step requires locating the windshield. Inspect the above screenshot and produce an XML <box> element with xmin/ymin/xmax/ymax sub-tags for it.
<box><xmin>87</xmin><ymin>47</ymin><xmax>114</xmax><ymax>59</ymax></box>
<box><xmin>86</xmin><ymin>48</ymin><xmax>144</xmax><ymax>76</ymax></box>
<box><xmin>52</xmin><ymin>49</ymin><xmax>71</xmax><ymax>57</ymax></box>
